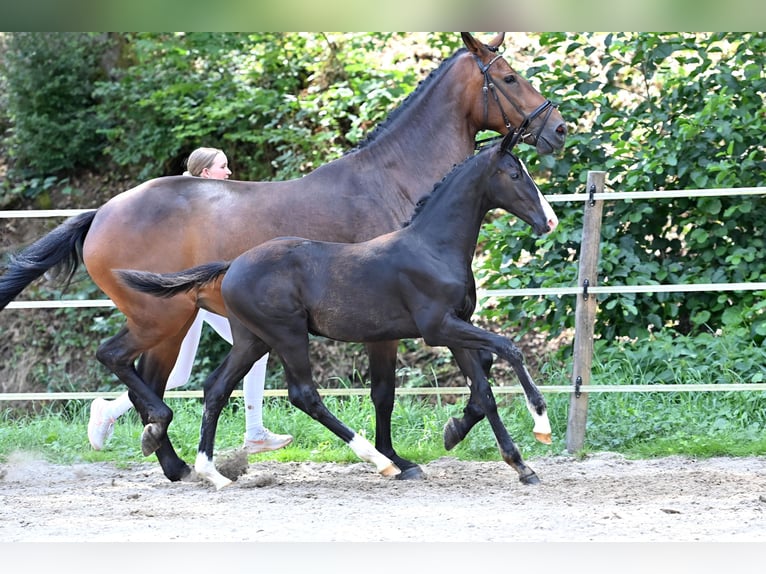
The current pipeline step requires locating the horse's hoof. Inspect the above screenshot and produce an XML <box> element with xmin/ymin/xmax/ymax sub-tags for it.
<box><xmin>140</xmin><ymin>423</ymin><xmax>163</xmax><ymax>457</ymax></box>
<box><xmin>395</xmin><ymin>465</ymin><xmax>426</xmax><ymax>481</ymax></box>
<box><xmin>443</xmin><ymin>417</ymin><xmax>463</xmax><ymax>451</ymax></box>
<box><xmin>519</xmin><ymin>472</ymin><xmax>540</xmax><ymax>485</ymax></box>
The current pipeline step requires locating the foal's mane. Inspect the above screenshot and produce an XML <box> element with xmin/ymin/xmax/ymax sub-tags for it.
<box><xmin>346</xmin><ymin>48</ymin><xmax>467</xmax><ymax>154</ymax></box>
<box><xmin>402</xmin><ymin>145</ymin><xmax>493</xmax><ymax>228</ymax></box>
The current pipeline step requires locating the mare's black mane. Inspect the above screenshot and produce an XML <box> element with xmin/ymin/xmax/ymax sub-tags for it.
<box><xmin>346</xmin><ymin>48</ymin><xmax>467</xmax><ymax>155</ymax></box>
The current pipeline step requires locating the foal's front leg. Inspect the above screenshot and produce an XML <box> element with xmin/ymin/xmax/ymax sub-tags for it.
<box><xmin>443</xmin><ymin>348</ymin><xmax>491</xmax><ymax>451</ymax></box>
<box><xmin>367</xmin><ymin>340</ymin><xmax>426</xmax><ymax>480</ymax></box>
<box><xmin>449</xmin><ymin>347</ymin><xmax>539</xmax><ymax>484</ymax></box>
<box><xmin>420</xmin><ymin>312</ymin><xmax>552</xmax><ymax>446</ymax></box>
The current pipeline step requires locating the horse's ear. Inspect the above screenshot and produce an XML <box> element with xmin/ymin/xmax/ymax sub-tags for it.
<box><xmin>462</xmin><ymin>32</ymin><xmax>505</xmax><ymax>56</ymax></box>
<box><xmin>461</xmin><ymin>32</ymin><xmax>483</xmax><ymax>56</ymax></box>
<box><xmin>487</xmin><ymin>33</ymin><xmax>505</xmax><ymax>51</ymax></box>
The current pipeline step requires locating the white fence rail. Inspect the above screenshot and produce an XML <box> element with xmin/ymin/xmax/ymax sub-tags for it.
<box><xmin>3</xmin><ymin>182</ymin><xmax>766</xmax><ymax>452</ymax></box>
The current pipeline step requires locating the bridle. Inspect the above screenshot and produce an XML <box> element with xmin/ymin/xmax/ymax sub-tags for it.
<box><xmin>473</xmin><ymin>48</ymin><xmax>558</xmax><ymax>152</ymax></box>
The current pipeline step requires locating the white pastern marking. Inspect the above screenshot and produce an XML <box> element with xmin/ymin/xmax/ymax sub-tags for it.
<box><xmin>195</xmin><ymin>451</ymin><xmax>232</xmax><ymax>490</ymax></box>
<box><xmin>348</xmin><ymin>434</ymin><xmax>400</xmax><ymax>476</ymax></box>
<box><xmin>525</xmin><ymin>396</ymin><xmax>552</xmax><ymax>436</ymax></box>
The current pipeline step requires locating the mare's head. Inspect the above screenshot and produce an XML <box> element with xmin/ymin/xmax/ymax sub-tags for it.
<box><xmin>459</xmin><ymin>32</ymin><xmax>567</xmax><ymax>155</ymax></box>
<box><xmin>485</xmin><ymin>130</ymin><xmax>559</xmax><ymax>236</ymax></box>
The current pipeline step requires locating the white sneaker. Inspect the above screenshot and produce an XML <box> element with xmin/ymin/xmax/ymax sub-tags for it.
<box><xmin>88</xmin><ymin>398</ymin><xmax>115</xmax><ymax>450</ymax></box>
<box><xmin>243</xmin><ymin>429</ymin><xmax>293</xmax><ymax>454</ymax></box>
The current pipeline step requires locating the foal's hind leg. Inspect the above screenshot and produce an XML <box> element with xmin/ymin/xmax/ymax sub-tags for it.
<box><xmin>274</xmin><ymin>333</ymin><xmax>400</xmax><ymax>478</ymax></box>
<box><xmin>195</xmin><ymin>327</ymin><xmax>271</xmax><ymax>490</ymax></box>
<box><xmin>367</xmin><ymin>340</ymin><xmax>425</xmax><ymax>480</ymax></box>
<box><xmin>450</xmin><ymin>347</ymin><xmax>539</xmax><ymax>485</ymax></box>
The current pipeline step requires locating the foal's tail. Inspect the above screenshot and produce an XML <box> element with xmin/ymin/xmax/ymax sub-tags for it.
<box><xmin>0</xmin><ymin>210</ymin><xmax>97</xmax><ymax>311</ymax></box>
<box><xmin>116</xmin><ymin>261</ymin><xmax>232</xmax><ymax>299</ymax></box>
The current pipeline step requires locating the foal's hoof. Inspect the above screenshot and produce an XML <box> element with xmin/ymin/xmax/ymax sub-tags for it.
<box><xmin>519</xmin><ymin>471</ymin><xmax>541</xmax><ymax>485</ymax></box>
<box><xmin>395</xmin><ymin>465</ymin><xmax>426</xmax><ymax>481</ymax></box>
<box><xmin>141</xmin><ymin>423</ymin><xmax>164</xmax><ymax>457</ymax></box>
<box><xmin>534</xmin><ymin>431</ymin><xmax>552</xmax><ymax>445</ymax></box>
<box><xmin>443</xmin><ymin>417</ymin><xmax>463</xmax><ymax>451</ymax></box>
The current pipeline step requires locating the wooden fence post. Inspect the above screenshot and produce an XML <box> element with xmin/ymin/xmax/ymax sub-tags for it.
<box><xmin>566</xmin><ymin>171</ymin><xmax>606</xmax><ymax>453</ymax></box>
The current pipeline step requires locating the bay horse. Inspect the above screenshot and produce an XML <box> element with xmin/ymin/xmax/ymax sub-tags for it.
<box><xmin>118</xmin><ymin>131</ymin><xmax>557</xmax><ymax>489</ymax></box>
<box><xmin>0</xmin><ymin>32</ymin><xmax>566</xmax><ymax>483</ymax></box>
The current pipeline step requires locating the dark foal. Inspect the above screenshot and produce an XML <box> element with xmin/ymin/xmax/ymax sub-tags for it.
<box><xmin>118</xmin><ymin>130</ymin><xmax>558</xmax><ymax>489</ymax></box>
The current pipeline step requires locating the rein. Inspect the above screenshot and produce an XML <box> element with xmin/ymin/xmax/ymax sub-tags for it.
<box><xmin>473</xmin><ymin>50</ymin><xmax>558</xmax><ymax>151</ymax></box>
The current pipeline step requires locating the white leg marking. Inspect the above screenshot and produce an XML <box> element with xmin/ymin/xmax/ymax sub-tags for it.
<box><xmin>522</xmin><ymin>367</ymin><xmax>552</xmax><ymax>444</ymax></box>
<box><xmin>195</xmin><ymin>451</ymin><xmax>233</xmax><ymax>490</ymax></box>
<box><xmin>348</xmin><ymin>434</ymin><xmax>401</xmax><ymax>477</ymax></box>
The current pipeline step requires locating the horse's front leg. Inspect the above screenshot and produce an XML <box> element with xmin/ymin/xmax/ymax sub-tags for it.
<box><xmin>449</xmin><ymin>347</ymin><xmax>539</xmax><ymax>485</ymax></box>
<box><xmin>366</xmin><ymin>340</ymin><xmax>426</xmax><ymax>480</ymax></box>
<box><xmin>194</xmin><ymin>334</ymin><xmax>270</xmax><ymax>490</ymax></box>
<box><xmin>95</xmin><ymin>326</ymin><xmax>192</xmax><ymax>482</ymax></box>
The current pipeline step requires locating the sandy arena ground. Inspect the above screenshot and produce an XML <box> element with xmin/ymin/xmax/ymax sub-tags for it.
<box><xmin>2</xmin><ymin>450</ymin><xmax>765</xmax><ymax>544</ymax></box>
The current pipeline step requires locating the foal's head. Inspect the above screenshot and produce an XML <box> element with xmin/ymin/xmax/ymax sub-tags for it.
<box><xmin>489</xmin><ymin>133</ymin><xmax>559</xmax><ymax>236</ymax></box>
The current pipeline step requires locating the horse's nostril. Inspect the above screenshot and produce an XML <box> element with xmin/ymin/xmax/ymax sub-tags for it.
<box><xmin>556</xmin><ymin>123</ymin><xmax>567</xmax><ymax>135</ymax></box>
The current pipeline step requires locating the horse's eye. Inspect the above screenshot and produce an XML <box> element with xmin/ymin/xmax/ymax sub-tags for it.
<box><xmin>511</xmin><ymin>171</ymin><xmax>520</xmax><ymax>180</ymax></box>
<box><xmin>504</xmin><ymin>75</ymin><xmax>516</xmax><ymax>84</ymax></box>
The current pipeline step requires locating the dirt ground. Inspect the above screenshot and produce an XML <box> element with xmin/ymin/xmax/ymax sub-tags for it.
<box><xmin>2</xmin><ymin>449</ymin><xmax>765</xmax><ymax>543</ymax></box>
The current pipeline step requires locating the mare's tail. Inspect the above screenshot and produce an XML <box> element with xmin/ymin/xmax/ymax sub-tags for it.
<box><xmin>0</xmin><ymin>210</ymin><xmax>97</xmax><ymax>310</ymax></box>
<box><xmin>116</xmin><ymin>261</ymin><xmax>232</xmax><ymax>299</ymax></box>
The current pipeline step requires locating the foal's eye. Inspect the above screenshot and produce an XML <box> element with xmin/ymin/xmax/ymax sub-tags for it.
<box><xmin>504</xmin><ymin>74</ymin><xmax>516</xmax><ymax>84</ymax></box>
<box><xmin>510</xmin><ymin>171</ymin><xmax>520</xmax><ymax>180</ymax></box>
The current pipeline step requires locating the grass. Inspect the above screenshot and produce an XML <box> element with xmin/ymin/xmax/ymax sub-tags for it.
<box><xmin>1</xmin><ymin>328</ymin><xmax>765</xmax><ymax>467</ymax></box>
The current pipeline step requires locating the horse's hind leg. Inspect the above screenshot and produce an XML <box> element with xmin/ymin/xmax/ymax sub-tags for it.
<box><xmin>449</xmin><ymin>347</ymin><xmax>539</xmax><ymax>485</ymax></box>
<box><xmin>443</xmin><ymin>349</ymin><xmax>491</xmax><ymax>450</ymax></box>
<box><xmin>95</xmin><ymin>325</ymin><xmax>192</xmax><ymax>482</ymax></box>
<box><xmin>367</xmin><ymin>340</ymin><xmax>425</xmax><ymax>480</ymax></box>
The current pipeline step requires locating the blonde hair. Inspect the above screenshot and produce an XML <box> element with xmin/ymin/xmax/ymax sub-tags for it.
<box><xmin>183</xmin><ymin>147</ymin><xmax>224</xmax><ymax>176</ymax></box>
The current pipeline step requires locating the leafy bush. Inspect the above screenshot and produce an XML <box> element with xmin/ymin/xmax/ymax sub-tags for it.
<box><xmin>476</xmin><ymin>32</ymin><xmax>766</xmax><ymax>342</ymax></box>
<box><xmin>0</xmin><ymin>33</ymin><xmax>108</xmax><ymax>182</ymax></box>
<box><xmin>91</xmin><ymin>32</ymin><xmax>439</xmax><ymax>181</ymax></box>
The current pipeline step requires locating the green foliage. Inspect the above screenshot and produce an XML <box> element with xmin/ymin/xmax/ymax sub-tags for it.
<box><xmin>477</xmin><ymin>32</ymin><xmax>766</xmax><ymax>341</ymax></box>
<box><xmin>91</xmin><ymin>32</ymin><xmax>428</xmax><ymax>181</ymax></box>
<box><xmin>0</xmin><ymin>33</ymin><xmax>108</xmax><ymax>183</ymax></box>
<box><xmin>5</xmin><ymin>32</ymin><xmax>762</xmax><ymax>341</ymax></box>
